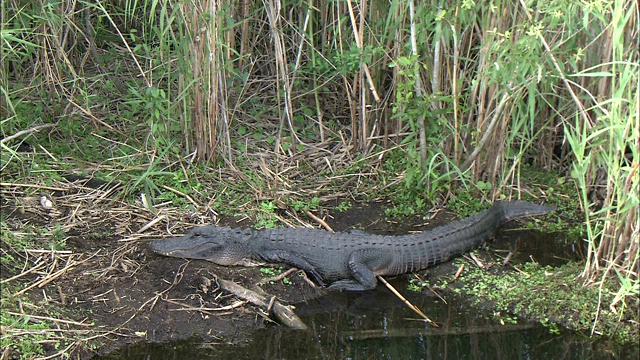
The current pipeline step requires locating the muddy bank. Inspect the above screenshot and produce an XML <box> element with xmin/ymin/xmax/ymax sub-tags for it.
<box><xmin>1</xmin><ymin>202</ymin><xmax>425</xmax><ymax>357</ymax></box>
<box><xmin>2</xmin><ymin>200</ymin><xmax>627</xmax><ymax>359</ymax></box>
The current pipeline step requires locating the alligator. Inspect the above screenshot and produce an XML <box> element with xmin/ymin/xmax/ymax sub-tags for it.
<box><xmin>149</xmin><ymin>201</ymin><xmax>555</xmax><ymax>291</ymax></box>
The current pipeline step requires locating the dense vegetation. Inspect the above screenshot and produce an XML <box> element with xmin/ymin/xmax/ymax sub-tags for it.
<box><xmin>1</xmin><ymin>0</ymin><xmax>638</xmax><ymax>357</ymax></box>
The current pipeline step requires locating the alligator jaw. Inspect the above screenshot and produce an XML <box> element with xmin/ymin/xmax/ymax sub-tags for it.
<box><xmin>502</xmin><ymin>201</ymin><xmax>556</xmax><ymax>221</ymax></box>
<box><xmin>149</xmin><ymin>234</ymin><xmax>219</xmax><ymax>260</ymax></box>
<box><xmin>149</xmin><ymin>230</ymin><xmax>257</xmax><ymax>266</ymax></box>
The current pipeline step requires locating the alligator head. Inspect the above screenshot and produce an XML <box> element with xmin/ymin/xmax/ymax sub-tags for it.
<box><xmin>149</xmin><ymin>226</ymin><xmax>260</xmax><ymax>266</ymax></box>
<box><xmin>497</xmin><ymin>200</ymin><xmax>557</xmax><ymax>223</ymax></box>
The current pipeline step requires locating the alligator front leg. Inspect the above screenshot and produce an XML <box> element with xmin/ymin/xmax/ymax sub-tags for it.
<box><xmin>258</xmin><ymin>250</ymin><xmax>326</xmax><ymax>287</ymax></box>
<box><xmin>328</xmin><ymin>249</ymin><xmax>395</xmax><ymax>291</ymax></box>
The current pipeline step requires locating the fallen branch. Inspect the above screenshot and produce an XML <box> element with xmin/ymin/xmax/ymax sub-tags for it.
<box><xmin>217</xmin><ymin>278</ymin><xmax>308</xmax><ymax>330</ymax></box>
<box><xmin>164</xmin><ymin>298</ymin><xmax>244</xmax><ymax>313</ymax></box>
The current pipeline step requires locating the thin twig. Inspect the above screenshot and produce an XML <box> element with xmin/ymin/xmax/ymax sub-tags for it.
<box><xmin>164</xmin><ymin>298</ymin><xmax>245</xmax><ymax>312</ymax></box>
<box><xmin>160</xmin><ymin>184</ymin><xmax>200</xmax><ymax>208</ymax></box>
<box><xmin>304</xmin><ymin>209</ymin><xmax>333</xmax><ymax>232</ymax></box>
<box><xmin>1</xmin><ymin>124</ymin><xmax>55</xmax><ymax>144</ymax></box>
<box><xmin>468</xmin><ymin>253</ymin><xmax>485</xmax><ymax>269</ymax></box>
<box><xmin>6</xmin><ymin>312</ymin><xmax>91</xmax><ymax>327</ymax></box>
<box><xmin>0</xmin><ymin>262</ymin><xmax>46</xmax><ymax>284</ymax></box>
<box><xmin>453</xmin><ymin>263</ymin><xmax>465</xmax><ymax>281</ymax></box>
<box><xmin>377</xmin><ymin>276</ymin><xmax>438</xmax><ymax>326</ymax></box>
<box><xmin>0</xmin><ymin>182</ymin><xmax>67</xmax><ymax>191</ymax></box>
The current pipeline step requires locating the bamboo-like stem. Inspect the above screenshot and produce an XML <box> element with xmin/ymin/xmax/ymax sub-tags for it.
<box><xmin>265</xmin><ymin>0</ymin><xmax>298</xmax><ymax>155</ymax></box>
<box><xmin>451</xmin><ymin>9</ymin><xmax>461</xmax><ymax>164</ymax></box>
<box><xmin>462</xmin><ymin>89</ymin><xmax>511</xmax><ymax>170</ymax></box>
<box><xmin>409</xmin><ymin>0</ymin><xmax>427</xmax><ymax>164</ymax></box>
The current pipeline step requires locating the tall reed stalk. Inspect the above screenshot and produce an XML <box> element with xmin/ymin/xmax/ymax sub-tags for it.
<box><xmin>563</xmin><ymin>0</ymin><xmax>639</xmax><ymax>324</ymax></box>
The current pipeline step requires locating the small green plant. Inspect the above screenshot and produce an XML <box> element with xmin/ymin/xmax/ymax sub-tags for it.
<box><xmin>255</xmin><ymin>201</ymin><xmax>278</xmax><ymax>229</ymax></box>
<box><xmin>456</xmin><ymin>259</ymin><xmax>637</xmax><ymax>344</ymax></box>
<box><xmin>48</xmin><ymin>224</ymin><xmax>67</xmax><ymax>250</ymax></box>
<box><xmin>0</xmin><ymin>311</ymin><xmax>49</xmax><ymax>359</ymax></box>
<box><xmin>384</xmin><ymin>186</ymin><xmax>430</xmax><ymax>217</ymax></box>
<box><xmin>336</xmin><ymin>201</ymin><xmax>352</xmax><ymax>212</ymax></box>
<box><xmin>259</xmin><ymin>267</ymin><xmax>291</xmax><ymax>285</ymax></box>
<box><xmin>291</xmin><ymin>197</ymin><xmax>320</xmax><ymax>212</ymax></box>
<box><xmin>259</xmin><ymin>267</ymin><xmax>278</xmax><ymax>277</ymax></box>
<box><xmin>407</xmin><ymin>277</ymin><xmax>428</xmax><ymax>292</ymax></box>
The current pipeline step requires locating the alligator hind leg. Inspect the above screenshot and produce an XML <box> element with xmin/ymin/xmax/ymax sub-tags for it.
<box><xmin>328</xmin><ymin>250</ymin><xmax>394</xmax><ymax>291</ymax></box>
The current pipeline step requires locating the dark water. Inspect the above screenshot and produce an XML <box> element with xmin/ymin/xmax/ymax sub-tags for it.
<box><xmin>98</xmin><ymin>278</ymin><xmax>636</xmax><ymax>360</ymax></box>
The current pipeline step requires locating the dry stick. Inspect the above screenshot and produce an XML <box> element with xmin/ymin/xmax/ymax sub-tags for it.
<box><xmin>32</xmin><ymin>343</ymin><xmax>79</xmax><ymax>360</ymax></box>
<box><xmin>0</xmin><ymin>182</ymin><xmax>68</xmax><ymax>192</ymax></box>
<box><xmin>57</xmin><ymin>284</ymin><xmax>66</xmax><ymax>305</ymax></box>
<box><xmin>453</xmin><ymin>263</ymin><xmax>465</xmax><ymax>281</ymax></box>
<box><xmin>256</xmin><ymin>268</ymin><xmax>298</xmax><ymax>287</ymax></box>
<box><xmin>510</xmin><ymin>265</ymin><xmax>531</xmax><ymax>277</ymax></box>
<box><xmin>451</xmin><ymin>9</ymin><xmax>461</xmax><ymax>160</ymax></box>
<box><xmin>36</xmin><ymin>257</ymin><xmax>78</xmax><ymax>289</ymax></box>
<box><xmin>164</xmin><ymin>298</ymin><xmax>245</xmax><ymax>313</ymax></box>
<box><xmin>345</xmin><ymin>0</ymin><xmax>380</xmax><ymax>102</ymax></box>
<box><xmin>35</xmin><ymin>144</ymin><xmax>58</xmax><ymax>163</ymax></box>
<box><xmin>413</xmin><ymin>273</ymin><xmax>448</xmax><ymax>304</ymax></box>
<box><xmin>0</xmin><ymin>262</ymin><xmax>46</xmax><ymax>284</ymax></box>
<box><xmin>468</xmin><ymin>253</ymin><xmax>485</xmax><ymax>269</ymax></box>
<box><xmin>304</xmin><ymin>209</ymin><xmax>333</xmax><ymax>232</ymax></box>
<box><xmin>1</xmin><ymin>345</ymin><xmax>10</xmax><ymax>360</ymax></box>
<box><xmin>136</xmin><ymin>215</ymin><xmax>167</xmax><ymax>234</ymax></box>
<box><xmin>409</xmin><ymin>0</ymin><xmax>427</xmax><ymax>164</ymax></box>
<box><xmin>502</xmin><ymin>252</ymin><xmax>514</xmax><ymax>266</ymax></box>
<box><xmin>13</xmin><ymin>258</ymin><xmax>80</xmax><ymax>297</ymax></box>
<box><xmin>0</xmin><ymin>124</ymin><xmax>55</xmax><ymax>145</ymax></box>
<box><xmin>6</xmin><ymin>312</ymin><xmax>91</xmax><ymax>327</ymax></box>
<box><xmin>461</xmin><ymin>90</ymin><xmax>511</xmax><ymax>169</ymax></box>
<box><xmin>427</xmin><ymin>284</ymin><xmax>448</xmax><ymax>305</ymax></box>
<box><xmin>376</xmin><ymin>276</ymin><xmax>438</xmax><ymax>327</ymax></box>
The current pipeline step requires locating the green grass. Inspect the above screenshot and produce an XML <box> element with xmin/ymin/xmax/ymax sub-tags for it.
<box><xmin>0</xmin><ymin>309</ymin><xmax>50</xmax><ymax>359</ymax></box>
<box><xmin>444</xmin><ymin>260</ymin><xmax>638</xmax><ymax>344</ymax></box>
